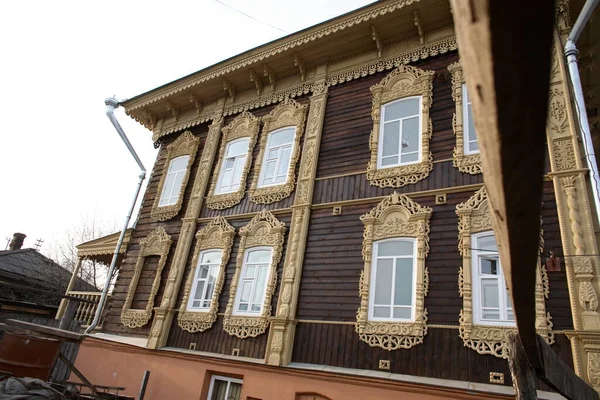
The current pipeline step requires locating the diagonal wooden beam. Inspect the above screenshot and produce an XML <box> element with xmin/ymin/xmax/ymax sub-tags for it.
<box><xmin>450</xmin><ymin>1</ymin><xmax>598</xmax><ymax>398</ymax></box>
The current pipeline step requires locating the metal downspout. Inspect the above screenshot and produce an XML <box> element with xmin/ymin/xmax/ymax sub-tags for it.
<box><xmin>85</xmin><ymin>97</ymin><xmax>147</xmax><ymax>334</ymax></box>
<box><xmin>564</xmin><ymin>0</ymin><xmax>600</xmax><ymax>223</ymax></box>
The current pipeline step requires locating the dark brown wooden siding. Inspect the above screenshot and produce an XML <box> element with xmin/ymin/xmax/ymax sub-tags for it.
<box><xmin>166</xmin><ymin>214</ymin><xmax>292</xmax><ymax>358</ymax></box>
<box><xmin>103</xmin><ymin>123</ymin><xmax>210</xmax><ymax>337</ymax></box>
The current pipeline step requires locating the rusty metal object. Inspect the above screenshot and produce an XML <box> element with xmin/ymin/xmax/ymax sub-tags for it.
<box><xmin>0</xmin><ymin>330</ymin><xmax>61</xmax><ymax>380</ymax></box>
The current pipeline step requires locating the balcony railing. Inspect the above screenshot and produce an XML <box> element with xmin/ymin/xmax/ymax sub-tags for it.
<box><xmin>56</xmin><ymin>291</ymin><xmax>105</xmax><ymax>327</ymax></box>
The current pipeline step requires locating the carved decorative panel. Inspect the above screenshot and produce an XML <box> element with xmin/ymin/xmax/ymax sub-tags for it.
<box><xmin>206</xmin><ymin>111</ymin><xmax>260</xmax><ymax>210</ymax></box>
<box><xmin>151</xmin><ymin>131</ymin><xmax>200</xmax><ymax>221</ymax></box>
<box><xmin>223</xmin><ymin>210</ymin><xmax>286</xmax><ymax>338</ymax></box>
<box><xmin>356</xmin><ymin>192</ymin><xmax>432</xmax><ymax>350</ymax></box>
<box><xmin>366</xmin><ymin>65</ymin><xmax>434</xmax><ymax>188</ymax></box>
<box><xmin>249</xmin><ymin>98</ymin><xmax>308</xmax><ymax>204</ymax></box>
<box><xmin>456</xmin><ymin>187</ymin><xmax>554</xmax><ymax>358</ymax></box>
<box><xmin>447</xmin><ymin>62</ymin><xmax>481</xmax><ymax>175</ymax></box>
<box><xmin>177</xmin><ymin>217</ymin><xmax>235</xmax><ymax>332</ymax></box>
<box><xmin>121</xmin><ymin>227</ymin><xmax>172</xmax><ymax>328</ymax></box>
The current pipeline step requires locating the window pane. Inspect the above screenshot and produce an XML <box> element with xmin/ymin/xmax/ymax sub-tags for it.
<box><xmin>229</xmin><ymin>382</ymin><xmax>242</xmax><ymax>400</ymax></box>
<box><xmin>240</xmin><ymin>281</ymin><xmax>252</xmax><ymax>304</ymax></box>
<box><xmin>247</xmin><ymin>249</ymin><xmax>271</xmax><ymax>263</ymax></box>
<box><xmin>394</xmin><ymin>258</ymin><xmax>413</xmax><ymax>306</ymax></box>
<box><xmin>400</xmin><ymin>117</ymin><xmax>419</xmax><ymax>155</ymax></box>
<box><xmin>170</xmin><ymin>155</ymin><xmax>189</xmax><ymax>171</ymax></box>
<box><xmin>277</xmin><ymin>146</ymin><xmax>292</xmax><ymax>177</ymax></box>
<box><xmin>204</xmin><ymin>267</ymin><xmax>218</xmax><ymax>301</ymax></box>
<box><xmin>244</xmin><ymin>265</ymin><xmax>255</xmax><ymax>278</ymax></box>
<box><xmin>219</xmin><ymin>170</ymin><xmax>233</xmax><ymax>190</ymax></box>
<box><xmin>377</xmin><ymin>240</ymin><xmax>413</xmax><ymax>257</ymax></box>
<box><xmin>199</xmin><ymin>265</ymin><xmax>209</xmax><ymax>279</ymax></box>
<box><xmin>224</xmin><ymin>158</ymin><xmax>235</xmax><ymax>170</ymax></box>
<box><xmin>267</xmin><ymin>148</ymin><xmax>279</xmax><ymax>160</ymax></box>
<box><xmin>193</xmin><ymin>281</ymin><xmax>205</xmax><ymax>301</ymax></box>
<box><xmin>263</xmin><ymin>160</ymin><xmax>276</xmax><ymax>180</ymax></box>
<box><xmin>481</xmin><ymin>278</ymin><xmax>500</xmax><ymax>308</ymax></box>
<box><xmin>480</xmin><ymin>257</ymin><xmax>499</xmax><ymax>275</ymax></box>
<box><xmin>477</xmin><ymin>234</ymin><xmax>497</xmax><ymax>252</ymax></box>
<box><xmin>373</xmin><ymin>306</ymin><xmax>390</xmax><ymax>318</ymax></box>
<box><xmin>469</xmin><ymin>139</ymin><xmax>479</xmax><ymax>153</ymax></box>
<box><xmin>384</xmin><ymin>98</ymin><xmax>419</xmax><ymax>121</ymax></box>
<box><xmin>382</xmin><ymin>121</ymin><xmax>400</xmax><ymax>157</ymax></box>
<box><xmin>210</xmin><ymin>379</ymin><xmax>228</xmax><ymax>400</ymax></box>
<box><xmin>467</xmin><ymin>103</ymin><xmax>477</xmax><ymax>142</ymax></box>
<box><xmin>160</xmin><ymin>174</ymin><xmax>175</xmax><ymax>199</ymax></box>
<box><xmin>400</xmin><ymin>153</ymin><xmax>419</xmax><ymax>163</ymax></box>
<box><xmin>201</xmin><ymin>251</ymin><xmax>222</xmax><ymax>265</ymax></box>
<box><xmin>231</xmin><ymin>156</ymin><xmax>245</xmax><ymax>185</ymax></box>
<box><xmin>251</xmin><ymin>304</ymin><xmax>261</xmax><ymax>312</ymax></box>
<box><xmin>382</xmin><ymin>155</ymin><xmax>398</xmax><ymax>166</ymax></box>
<box><xmin>170</xmin><ymin>172</ymin><xmax>185</xmax><ymax>199</ymax></box>
<box><xmin>238</xmin><ymin>303</ymin><xmax>248</xmax><ymax>311</ymax></box>
<box><xmin>269</xmin><ymin>128</ymin><xmax>294</xmax><ymax>147</ymax></box>
<box><xmin>393</xmin><ymin>307</ymin><xmax>411</xmax><ymax>319</ymax></box>
<box><xmin>226</xmin><ymin>139</ymin><xmax>249</xmax><ymax>157</ymax></box>
<box><xmin>482</xmin><ymin>310</ymin><xmax>501</xmax><ymax>320</ymax></box>
<box><xmin>374</xmin><ymin>259</ymin><xmax>393</xmax><ymax>305</ymax></box>
<box><xmin>507</xmin><ymin>310</ymin><xmax>515</xmax><ymax>320</ymax></box>
<box><xmin>252</xmin><ymin>266</ymin><xmax>268</xmax><ymax>304</ymax></box>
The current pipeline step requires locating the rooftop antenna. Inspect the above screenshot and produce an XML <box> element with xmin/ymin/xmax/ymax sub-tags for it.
<box><xmin>4</xmin><ymin>237</ymin><xmax>10</xmax><ymax>250</ymax></box>
<box><xmin>34</xmin><ymin>238</ymin><xmax>44</xmax><ymax>251</ymax></box>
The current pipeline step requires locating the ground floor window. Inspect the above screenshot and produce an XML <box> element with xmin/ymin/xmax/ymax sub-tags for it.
<box><xmin>208</xmin><ymin>375</ymin><xmax>242</xmax><ymax>400</ymax></box>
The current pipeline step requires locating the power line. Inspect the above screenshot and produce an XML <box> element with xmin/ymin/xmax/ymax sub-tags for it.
<box><xmin>215</xmin><ymin>0</ymin><xmax>288</xmax><ymax>34</ymax></box>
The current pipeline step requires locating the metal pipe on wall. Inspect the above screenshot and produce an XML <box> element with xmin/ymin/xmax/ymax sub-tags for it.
<box><xmin>85</xmin><ymin>97</ymin><xmax>147</xmax><ymax>334</ymax></box>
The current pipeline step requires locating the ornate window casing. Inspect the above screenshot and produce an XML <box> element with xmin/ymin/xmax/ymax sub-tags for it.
<box><xmin>456</xmin><ymin>187</ymin><xmax>553</xmax><ymax>358</ymax></box>
<box><xmin>248</xmin><ymin>98</ymin><xmax>308</xmax><ymax>204</ymax></box>
<box><xmin>367</xmin><ymin>65</ymin><xmax>434</xmax><ymax>188</ymax></box>
<box><xmin>151</xmin><ymin>131</ymin><xmax>200</xmax><ymax>221</ymax></box>
<box><xmin>223</xmin><ymin>210</ymin><xmax>286</xmax><ymax>338</ymax></box>
<box><xmin>448</xmin><ymin>62</ymin><xmax>482</xmax><ymax>175</ymax></box>
<box><xmin>121</xmin><ymin>227</ymin><xmax>172</xmax><ymax>328</ymax></box>
<box><xmin>356</xmin><ymin>192</ymin><xmax>432</xmax><ymax>350</ymax></box>
<box><xmin>178</xmin><ymin>217</ymin><xmax>235</xmax><ymax>333</ymax></box>
<box><xmin>206</xmin><ymin>111</ymin><xmax>260</xmax><ymax>210</ymax></box>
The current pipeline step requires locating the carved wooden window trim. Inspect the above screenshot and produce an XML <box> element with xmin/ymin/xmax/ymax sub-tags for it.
<box><xmin>121</xmin><ymin>227</ymin><xmax>172</xmax><ymax>328</ymax></box>
<box><xmin>206</xmin><ymin>111</ymin><xmax>260</xmax><ymax>210</ymax></box>
<box><xmin>356</xmin><ymin>192</ymin><xmax>432</xmax><ymax>350</ymax></box>
<box><xmin>367</xmin><ymin>65</ymin><xmax>434</xmax><ymax>188</ymax></box>
<box><xmin>151</xmin><ymin>131</ymin><xmax>200</xmax><ymax>221</ymax></box>
<box><xmin>448</xmin><ymin>62</ymin><xmax>482</xmax><ymax>175</ymax></box>
<box><xmin>456</xmin><ymin>187</ymin><xmax>554</xmax><ymax>359</ymax></box>
<box><xmin>178</xmin><ymin>217</ymin><xmax>235</xmax><ymax>333</ymax></box>
<box><xmin>248</xmin><ymin>98</ymin><xmax>308</xmax><ymax>204</ymax></box>
<box><xmin>223</xmin><ymin>210</ymin><xmax>286</xmax><ymax>338</ymax></box>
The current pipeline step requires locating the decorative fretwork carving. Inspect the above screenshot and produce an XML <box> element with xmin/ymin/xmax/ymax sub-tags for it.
<box><xmin>553</xmin><ymin>137</ymin><xmax>577</xmax><ymax>171</ymax></box>
<box><xmin>248</xmin><ymin>99</ymin><xmax>308</xmax><ymax>205</ymax></box>
<box><xmin>121</xmin><ymin>227</ymin><xmax>172</xmax><ymax>328</ymax></box>
<box><xmin>223</xmin><ymin>210</ymin><xmax>286</xmax><ymax>338</ymax></box>
<box><xmin>456</xmin><ymin>187</ymin><xmax>554</xmax><ymax>358</ymax></box>
<box><xmin>548</xmin><ymin>87</ymin><xmax>569</xmax><ymax>138</ymax></box>
<box><xmin>447</xmin><ymin>61</ymin><xmax>481</xmax><ymax>175</ymax></box>
<box><xmin>151</xmin><ymin>131</ymin><xmax>200</xmax><ymax>221</ymax></box>
<box><xmin>177</xmin><ymin>217</ymin><xmax>235</xmax><ymax>333</ymax></box>
<box><xmin>367</xmin><ymin>65</ymin><xmax>434</xmax><ymax>188</ymax></box>
<box><xmin>356</xmin><ymin>192</ymin><xmax>432</xmax><ymax>350</ymax></box>
<box><xmin>206</xmin><ymin>111</ymin><xmax>260</xmax><ymax>210</ymax></box>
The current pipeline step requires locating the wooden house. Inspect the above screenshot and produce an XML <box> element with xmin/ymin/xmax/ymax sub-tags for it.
<box><xmin>71</xmin><ymin>1</ymin><xmax>600</xmax><ymax>399</ymax></box>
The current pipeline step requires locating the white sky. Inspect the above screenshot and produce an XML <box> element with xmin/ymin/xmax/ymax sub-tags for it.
<box><xmin>0</xmin><ymin>0</ymin><xmax>374</xmax><ymax>254</ymax></box>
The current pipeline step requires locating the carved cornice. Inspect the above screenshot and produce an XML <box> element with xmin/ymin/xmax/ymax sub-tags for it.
<box><xmin>151</xmin><ymin>131</ymin><xmax>200</xmax><ymax>221</ymax></box>
<box><xmin>456</xmin><ymin>187</ymin><xmax>554</xmax><ymax>358</ymax></box>
<box><xmin>223</xmin><ymin>210</ymin><xmax>286</xmax><ymax>338</ymax></box>
<box><xmin>447</xmin><ymin>61</ymin><xmax>481</xmax><ymax>175</ymax></box>
<box><xmin>206</xmin><ymin>111</ymin><xmax>260</xmax><ymax>210</ymax></box>
<box><xmin>177</xmin><ymin>217</ymin><xmax>235</xmax><ymax>333</ymax></box>
<box><xmin>356</xmin><ymin>192</ymin><xmax>432</xmax><ymax>350</ymax></box>
<box><xmin>249</xmin><ymin>99</ymin><xmax>308</xmax><ymax>205</ymax></box>
<box><xmin>121</xmin><ymin>227</ymin><xmax>172</xmax><ymax>329</ymax></box>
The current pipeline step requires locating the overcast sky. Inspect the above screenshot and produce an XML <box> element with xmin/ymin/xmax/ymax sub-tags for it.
<box><xmin>0</xmin><ymin>0</ymin><xmax>374</xmax><ymax>255</ymax></box>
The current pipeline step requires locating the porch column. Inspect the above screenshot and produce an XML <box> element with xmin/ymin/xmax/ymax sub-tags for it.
<box><xmin>56</xmin><ymin>256</ymin><xmax>83</xmax><ymax>319</ymax></box>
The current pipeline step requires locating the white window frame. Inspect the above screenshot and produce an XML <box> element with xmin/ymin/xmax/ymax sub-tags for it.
<box><xmin>257</xmin><ymin>127</ymin><xmax>296</xmax><ymax>189</ymax></box>
<box><xmin>186</xmin><ymin>249</ymin><xmax>222</xmax><ymax>311</ymax></box>
<box><xmin>368</xmin><ymin>238</ymin><xmax>417</xmax><ymax>322</ymax></box>
<box><xmin>462</xmin><ymin>84</ymin><xmax>479</xmax><ymax>155</ymax></box>
<box><xmin>207</xmin><ymin>375</ymin><xmax>243</xmax><ymax>400</ymax></box>
<box><xmin>158</xmin><ymin>155</ymin><xmax>190</xmax><ymax>206</ymax></box>
<box><xmin>376</xmin><ymin>96</ymin><xmax>423</xmax><ymax>170</ymax></box>
<box><xmin>232</xmin><ymin>246</ymin><xmax>273</xmax><ymax>317</ymax></box>
<box><xmin>471</xmin><ymin>231</ymin><xmax>515</xmax><ymax>326</ymax></box>
<box><xmin>215</xmin><ymin>138</ymin><xmax>250</xmax><ymax>195</ymax></box>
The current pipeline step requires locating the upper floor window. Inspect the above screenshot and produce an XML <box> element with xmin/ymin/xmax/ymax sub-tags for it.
<box><xmin>369</xmin><ymin>238</ymin><xmax>416</xmax><ymax>321</ymax></box>
<box><xmin>462</xmin><ymin>84</ymin><xmax>479</xmax><ymax>155</ymax></box>
<box><xmin>216</xmin><ymin>138</ymin><xmax>250</xmax><ymax>194</ymax></box>
<box><xmin>258</xmin><ymin>127</ymin><xmax>295</xmax><ymax>187</ymax></box>
<box><xmin>472</xmin><ymin>232</ymin><xmax>514</xmax><ymax>325</ymax></box>
<box><xmin>378</xmin><ymin>97</ymin><xmax>422</xmax><ymax>168</ymax></box>
<box><xmin>234</xmin><ymin>247</ymin><xmax>273</xmax><ymax>315</ymax></box>
<box><xmin>159</xmin><ymin>155</ymin><xmax>190</xmax><ymax>206</ymax></box>
<box><xmin>187</xmin><ymin>250</ymin><xmax>222</xmax><ymax>310</ymax></box>
<box><xmin>208</xmin><ymin>375</ymin><xmax>242</xmax><ymax>400</ymax></box>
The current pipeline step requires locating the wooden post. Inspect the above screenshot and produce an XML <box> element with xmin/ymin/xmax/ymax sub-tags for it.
<box><xmin>58</xmin><ymin>298</ymin><xmax>79</xmax><ymax>331</ymax></box>
<box><xmin>56</xmin><ymin>257</ymin><xmax>83</xmax><ymax>319</ymax></box>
